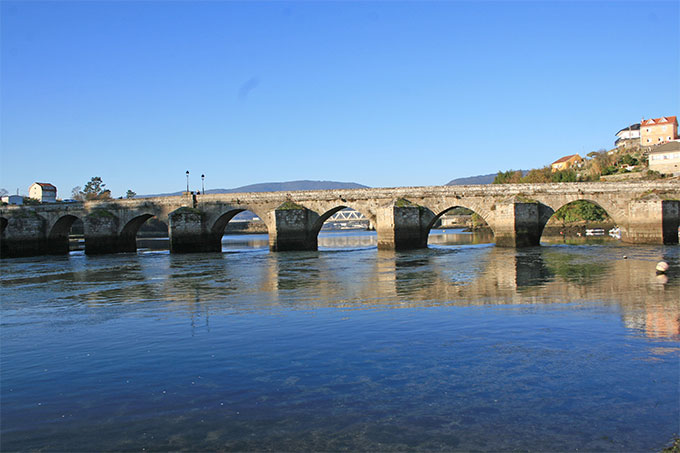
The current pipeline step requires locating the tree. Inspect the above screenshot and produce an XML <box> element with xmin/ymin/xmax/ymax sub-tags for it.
<box><xmin>521</xmin><ymin>167</ymin><xmax>551</xmax><ymax>183</ymax></box>
<box><xmin>126</xmin><ymin>189</ymin><xmax>136</xmax><ymax>199</ymax></box>
<box><xmin>22</xmin><ymin>197</ymin><xmax>41</xmax><ymax>206</ymax></box>
<box><xmin>550</xmin><ymin>169</ymin><xmax>577</xmax><ymax>182</ymax></box>
<box><xmin>492</xmin><ymin>170</ymin><xmax>522</xmax><ymax>184</ymax></box>
<box><xmin>620</xmin><ymin>154</ymin><xmax>639</xmax><ymax>166</ymax></box>
<box><xmin>71</xmin><ymin>186</ymin><xmax>83</xmax><ymax>201</ymax></box>
<box><xmin>81</xmin><ymin>177</ymin><xmax>111</xmax><ymax>201</ymax></box>
<box><xmin>0</xmin><ymin>188</ymin><xmax>8</xmax><ymax>197</ymax></box>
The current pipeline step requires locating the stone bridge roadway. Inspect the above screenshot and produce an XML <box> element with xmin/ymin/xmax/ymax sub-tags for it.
<box><xmin>1</xmin><ymin>181</ymin><xmax>678</xmax><ymax>257</ymax></box>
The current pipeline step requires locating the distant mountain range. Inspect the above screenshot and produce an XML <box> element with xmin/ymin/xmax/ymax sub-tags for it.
<box><xmin>141</xmin><ymin>180</ymin><xmax>370</xmax><ymax>197</ymax></box>
<box><xmin>446</xmin><ymin>171</ymin><xmax>529</xmax><ymax>186</ymax></box>
<box><xmin>141</xmin><ymin>173</ymin><xmax>521</xmax><ymax>198</ymax></box>
<box><xmin>445</xmin><ymin>173</ymin><xmax>497</xmax><ymax>185</ymax></box>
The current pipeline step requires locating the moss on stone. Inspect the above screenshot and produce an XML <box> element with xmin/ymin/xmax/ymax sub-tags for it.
<box><xmin>87</xmin><ymin>209</ymin><xmax>115</xmax><ymax>219</ymax></box>
<box><xmin>636</xmin><ymin>189</ymin><xmax>680</xmax><ymax>201</ymax></box>
<box><xmin>10</xmin><ymin>209</ymin><xmax>43</xmax><ymax>219</ymax></box>
<box><xmin>394</xmin><ymin>198</ymin><xmax>415</xmax><ymax>208</ymax></box>
<box><xmin>276</xmin><ymin>201</ymin><xmax>305</xmax><ymax>210</ymax></box>
<box><xmin>170</xmin><ymin>207</ymin><xmax>203</xmax><ymax>219</ymax></box>
<box><xmin>515</xmin><ymin>194</ymin><xmax>539</xmax><ymax>203</ymax></box>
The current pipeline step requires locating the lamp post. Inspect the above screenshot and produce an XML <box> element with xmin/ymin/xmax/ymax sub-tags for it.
<box><xmin>201</xmin><ymin>174</ymin><xmax>205</xmax><ymax>195</ymax></box>
<box><xmin>185</xmin><ymin>171</ymin><xmax>190</xmax><ymax>193</ymax></box>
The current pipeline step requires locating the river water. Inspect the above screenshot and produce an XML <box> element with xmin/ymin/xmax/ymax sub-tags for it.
<box><xmin>1</xmin><ymin>230</ymin><xmax>678</xmax><ymax>451</ymax></box>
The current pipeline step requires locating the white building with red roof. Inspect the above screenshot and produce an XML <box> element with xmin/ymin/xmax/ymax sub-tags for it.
<box><xmin>29</xmin><ymin>182</ymin><xmax>57</xmax><ymax>203</ymax></box>
<box><xmin>640</xmin><ymin>116</ymin><xmax>678</xmax><ymax>147</ymax></box>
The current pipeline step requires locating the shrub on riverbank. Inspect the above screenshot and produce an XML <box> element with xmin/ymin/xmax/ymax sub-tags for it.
<box><xmin>553</xmin><ymin>200</ymin><xmax>609</xmax><ymax>223</ymax></box>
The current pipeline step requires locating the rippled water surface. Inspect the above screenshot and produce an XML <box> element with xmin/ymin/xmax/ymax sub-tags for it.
<box><xmin>1</xmin><ymin>231</ymin><xmax>679</xmax><ymax>451</ymax></box>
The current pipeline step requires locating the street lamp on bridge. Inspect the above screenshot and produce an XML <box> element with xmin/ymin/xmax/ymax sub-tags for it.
<box><xmin>185</xmin><ymin>171</ymin><xmax>190</xmax><ymax>193</ymax></box>
<box><xmin>201</xmin><ymin>174</ymin><xmax>205</xmax><ymax>195</ymax></box>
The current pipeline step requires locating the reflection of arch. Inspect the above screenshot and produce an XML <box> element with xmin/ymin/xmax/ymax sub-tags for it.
<box><xmin>425</xmin><ymin>205</ymin><xmax>495</xmax><ymax>242</ymax></box>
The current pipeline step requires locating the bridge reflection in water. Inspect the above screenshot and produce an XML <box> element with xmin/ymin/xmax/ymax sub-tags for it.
<box><xmin>41</xmin><ymin>237</ymin><xmax>679</xmax><ymax>341</ymax></box>
<box><xmin>2</xmin><ymin>237</ymin><xmax>677</xmax><ymax>451</ymax></box>
<box><xmin>134</xmin><ymin>229</ymin><xmax>497</xmax><ymax>251</ymax></box>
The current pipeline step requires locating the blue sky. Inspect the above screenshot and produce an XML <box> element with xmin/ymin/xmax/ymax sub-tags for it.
<box><xmin>1</xmin><ymin>1</ymin><xmax>678</xmax><ymax>197</ymax></box>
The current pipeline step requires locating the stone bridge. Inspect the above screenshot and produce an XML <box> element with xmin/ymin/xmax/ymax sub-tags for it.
<box><xmin>1</xmin><ymin>181</ymin><xmax>678</xmax><ymax>258</ymax></box>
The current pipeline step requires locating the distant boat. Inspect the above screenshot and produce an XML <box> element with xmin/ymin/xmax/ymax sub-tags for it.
<box><xmin>586</xmin><ymin>228</ymin><xmax>605</xmax><ymax>236</ymax></box>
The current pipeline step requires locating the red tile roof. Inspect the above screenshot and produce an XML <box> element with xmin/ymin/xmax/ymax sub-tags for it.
<box><xmin>641</xmin><ymin>116</ymin><xmax>677</xmax><ymax>126</ymax></box>
<box><xmin>34</xmin><ymin>182</ymin><xmax>57</xmax><ymax>191</ymax></box>
<box><xmin>551</xmin><ymin>154</ymin><xmax>581</xmax><ymax>165</ymax></box>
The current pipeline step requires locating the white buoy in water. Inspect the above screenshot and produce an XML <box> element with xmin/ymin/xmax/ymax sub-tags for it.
<box><xmin>656</xmin><ymin>261</ymin><xmax>669</xmax><ymax>274</ymax></box>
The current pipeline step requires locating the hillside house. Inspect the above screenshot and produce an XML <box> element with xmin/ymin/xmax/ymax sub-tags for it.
<box><xmin>29</xmin><ymin>182</ymin><xmax>57</xmax><ymax>203</ymax></box>
<box><xmin>551</xmin><ymin>154</ymin><xmax>582</xmax><ymax>172</ymax></box>
<box><xmin>640</xmin><ymin>116</ymin><xmax>678</xmax><ymax>147</ymax></box>
<box><xmin>614</xmin><ymin>123</ymin><xmax>640</xmax><ymax>148</ymax></box>
<box><xmin>648</xmin><ymin>141</ymin><xmax>680</xmax><ymax>175</ymax></box>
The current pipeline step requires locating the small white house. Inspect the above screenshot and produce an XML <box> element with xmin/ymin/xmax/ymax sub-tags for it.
<box><xmin>648</xmin><ymin>141</ymin><xmax>680</xmax><ymax>175</ymax></box>
<box><xmin>1</xmin><ymin>195</ymin><xmax>23</xmax><ymax>205</ymax></box>
<box><xmin>29</xmin><ymin>182</ymin><xmax>57</xmax><ymax>203</ymax></box>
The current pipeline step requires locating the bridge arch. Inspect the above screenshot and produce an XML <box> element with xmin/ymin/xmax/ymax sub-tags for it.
<box><xmin>0</xmin><ymin>217</ymin><xmax>6</xmax><ymax>257</ymax></box>
<box><xmin>210</xmin><ymin>208</ymin><xmax>270</xmax><ymax>237</ymax></box>
<box><xmin>49</xmin><ymin>214</ymin><xmax>81</xmax><ymax>238</ymax></box>
<box><xmin>117</xmin><ymin>213</ymin><xmax>166</xmax><ymax>253</ymax></box>
<box><xmin>424</xmin><ymin>203</ymin><xmax>495</xmax><ymax>243</ymax></box>
<box><xmin>120</xmin><ymin>214</ymin><xmax>155</xmax><ymax>238</ymax></box>
<box><xmin>210</xmin><ymin>209</ymin><xmax>247</xmax><ymax>236</ymax></box>
<box><xmin>312</xmin><ymin>206</ymin><xmax>374</xmax><ymax>250</ymax></box>
<box><xmin>265</xmin><ymin>201</ymin><xmax>376</xmax><ymax>251</ymax></box>
<box><xmin>533</xmin><ymin>195</ymin><xmax>625</xmax><ymax>227</ymax></box>
<box><xmin>47</xmin><ymin>214</ymin><xmax>83</xmax><ymax>254</ymax></box>
<box><xmin>310</xmin><ymin>204</ymin><xmax>375</xmax><ymax>244</ymax></box>
<box><xmin>538</xmin><ymin>199</ymin><xmax>615</xmax><ymax>241</ymax></box>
